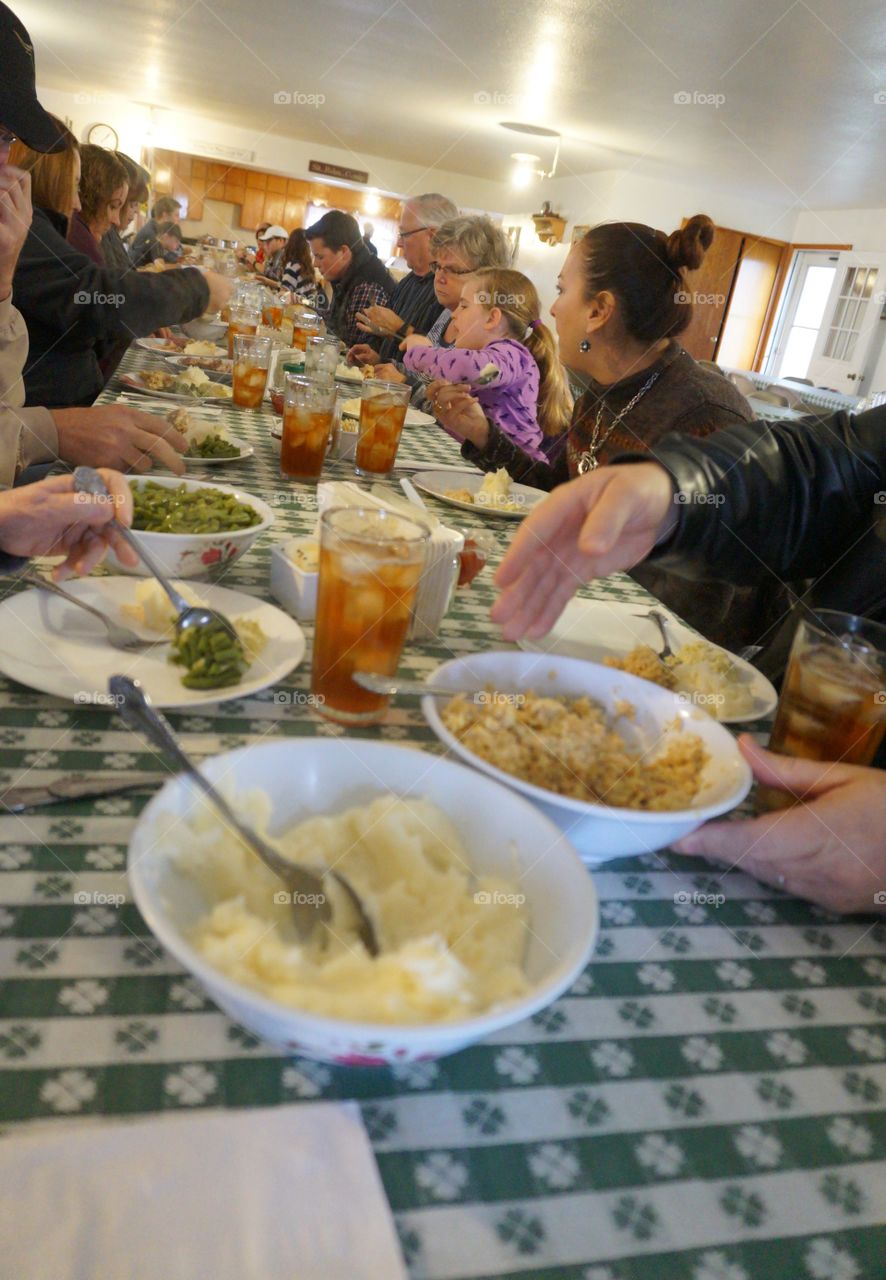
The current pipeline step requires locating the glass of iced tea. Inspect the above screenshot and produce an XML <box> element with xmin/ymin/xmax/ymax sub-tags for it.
<box><xmin>291</xmin><ymin>312</ymin><xmax>323</xmax><ymax>351</ymax></box>
<box><xmin>227</xmin><ymin>305</ymin><xmax>261</xmax><ymax>358</ymax></box>
<box><xmin>280</xmin><ymin>374</ymin><xmax>337</xmax><ymax>481</ymax></box>
<box><xmin>263</xmin><ymin>301</ymin><xmax>284</xmax><ymax>328</ymax></box>
<box><xmin>312</xmin><ymin>507</ymin><xmax>428</xmax><ymax>724</ymax></box>
<box><xmin>354</xmin><ymin>380</ymin><xmax>412</xmax><ymax>479</ymax></box>
<box><xmin>232</xmin><ymin>334</ymin><xmax>272</xmax><ymax>408</ymax></box>
<box><xmin>759</xmin><ymin>609</ymin><xmax>886</xmax><ymax>810</ymax></box>
<box><xmin>305</xmin><ymin>334</ymin><xmax>341</xmax><ymax>380</ymax></box>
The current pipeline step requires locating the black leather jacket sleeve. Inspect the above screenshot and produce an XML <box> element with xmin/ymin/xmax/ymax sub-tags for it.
<box><xmin>626</xmin><ymin>407</ymin><xmax>886</xmax><ymax>585</ymax></box>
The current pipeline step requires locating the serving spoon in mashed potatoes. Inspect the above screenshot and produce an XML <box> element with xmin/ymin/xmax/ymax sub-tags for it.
<box><xmin>110</xmin><ymin>676</ymin><xmax>378</xmax><ymax>955</ymax></box>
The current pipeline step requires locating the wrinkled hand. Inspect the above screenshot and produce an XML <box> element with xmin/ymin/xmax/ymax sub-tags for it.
<box><xmin>673</xmin><ymin>736</ymin><xmax>886</xmax><ymax>915</ymax></box>
<box><xmin>347</xmin><ymin>343</ymin><xmax>380</xmax><ymax>366</ymax></box>
<box><xmin>53</xmin><ymin>405</ymin><xmax>188</xmax><ymax>476</ymax></box>
<box><xmin>425</xmin><ymin>380</ymin><xmax>489</xmax><ymax>445</ymax></box>
<box><xmin>0</xmin><ymin>469</ymin><xmax>138</xmax><ymax>578</ymax></box>
<box><xmin>492</xmin><ymin>462</ymin><xmax>676</xmax><ymax>640</ymax></box>
<box><xmin>0</xmin><ymin>163</ymin><xmax>32</xmax><ymax>299</ymax></box>
<box><xmin>356</xmin><ymin>304</ymin><xmax>402</xmax><ymax>336</ymax></box>
<box><xmin>372</xmin><ymin>363</ymin><xmax>407</xmax><ymax>384</ymax></box>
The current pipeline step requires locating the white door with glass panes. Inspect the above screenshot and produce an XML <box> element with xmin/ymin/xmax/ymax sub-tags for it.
<box><xmin>806</xmin><ymin>253</ymin><xmax>886</xmax><ymax>393</ymax></box>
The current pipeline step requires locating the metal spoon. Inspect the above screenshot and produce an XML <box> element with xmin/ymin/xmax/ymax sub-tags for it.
<box><xmin>72</xmin><ymin>467</ymin><xmax>239</xmax><ymax>645</ymax></box>
<box><xmin>354</xmin><ymin>671</ymin><xmax>498</xmax><ymax>699</ymax></box>
<box><xmin>640</xmin><ymin>608</ymin><xmax>674</xmax><ymax>659</ymax></box>
<box><xmin>17</xmin><ymin>572</ymin><xmax>156</xmax><ymax>651</ymax></box>
<box><xmin>110</xmin><ymin>676</ymin><xmax>378</xmax><ymax>955</ymax></box>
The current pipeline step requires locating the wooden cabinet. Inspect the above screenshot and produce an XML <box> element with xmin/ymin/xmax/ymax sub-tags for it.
<box><xmin>151</xmin><ymin>147</ymin><xmax>403</xmax><ymax>236</ymax></box>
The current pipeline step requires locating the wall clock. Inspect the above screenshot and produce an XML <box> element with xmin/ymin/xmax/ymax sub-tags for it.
<box><xmin>86</xmin><ymin>122</ymin><xmax>119</xmax><ymax>150</ymax></box>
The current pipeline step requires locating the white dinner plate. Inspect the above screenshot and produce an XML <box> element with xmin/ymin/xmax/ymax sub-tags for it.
<box><xmin>168</xmin><ymin>355</ymin><xmax>233</xmax><ymax>382</ymax></box>
<box><xmin>119</xmin><ymin>374</ymin><xmax>234</xmax><ymax>404</ymax></box>
<box><xmin>134</xmin><ymin>337</ymin><xmax>185</xmax><ymax>356</ymax></box>
<box><xmin>517</xmin><ymin>597</ymin><xmax>777</xmax><ymax>724</ymax></box>
<box><xmin>339</xmin><ymin>399</ymin><xmax>436</xmax><ymax>429</ymax></box>
<box><xmin>0</xmin><ymin>578</ymin><xmax>305</xmax><ymax>709</ymax></box>
<box><xmin>411</xmin><ymin>469</ymin><xmax>545</xmax><ymax>520</ymax></box>
<box><xmin>183</xmin><ymin>433</ymin><xmax>255</xmax><ymax>466</ymax></box>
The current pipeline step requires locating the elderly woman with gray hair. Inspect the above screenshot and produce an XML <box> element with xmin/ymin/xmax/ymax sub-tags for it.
<box><xmin>369</xmin><ymin>213</ymin><xmax>513</xmax><ymax>404</ymax></box>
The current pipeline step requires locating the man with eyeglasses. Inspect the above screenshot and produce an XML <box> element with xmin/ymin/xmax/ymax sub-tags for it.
<box><xmin>347</xmin><ymin>192</ymin><xmax>457</xmax><ymax>368</ymax></box>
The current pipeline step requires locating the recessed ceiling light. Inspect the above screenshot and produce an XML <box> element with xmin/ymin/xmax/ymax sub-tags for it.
<box><xmin>499</xmin><ymin>121</ymin><xmax>561</xmax><ymax>138</ymax></box>
<box><xmin>510</xmin><ymin>151</ymin><xmax>541</xmax><ymax>164</ymax></box>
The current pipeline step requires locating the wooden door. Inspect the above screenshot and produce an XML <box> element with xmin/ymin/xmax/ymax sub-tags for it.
<box><xmin>716</xmin><ymin>238</ymin><xmax>786</xmax><ymax>369</ymax></box>
<box><xmin>678</xmin><ymin>227</ymin><xmax>743</xmax><ymax>361</ymax></box>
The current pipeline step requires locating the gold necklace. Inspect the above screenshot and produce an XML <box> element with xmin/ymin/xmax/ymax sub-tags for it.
<box><xmin>576</xmin><ymin>369</ymin><xmax>662</xmax><ymax>474</ymax></box>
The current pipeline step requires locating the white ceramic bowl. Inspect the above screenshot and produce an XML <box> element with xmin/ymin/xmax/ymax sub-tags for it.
<box><xmin>181</xmin><ymin>315</ymin><xmax>228</xmax><ymax>342</ymax></box>
<box><xmin>127</xmin><ymin>739</ymin><xmax>598</xmax><ymax>1064</ymax></box>
<box><xmin>422</xmin><ymin>651</ymin><xmax>752</xmax><ymax>865</ymax></box>
<box><xmin>106</xmin><ymin>475</ymin><xmax>274</xmax><ymax>580</ymax></box>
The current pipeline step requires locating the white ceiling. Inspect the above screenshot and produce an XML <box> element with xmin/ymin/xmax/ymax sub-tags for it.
<box><xmin>18</xmin><ymin>0</ymin><xmax>886</xmax><ymax>208</ymax></box>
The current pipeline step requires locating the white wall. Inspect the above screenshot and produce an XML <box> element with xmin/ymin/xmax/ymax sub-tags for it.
<box><xmin>36</xmin><ymin>86</ymin><xmax>507</xmax><ymax>217</ymax></box>
<box><xmin>508</xmin><ymin>168</ymin><xmax>801</xmax><ymax>315</ymax></box>
<box><xmin>791</xmin><ymin>207</ymin><xmax>886</xmax><ymax>247</ymax></box>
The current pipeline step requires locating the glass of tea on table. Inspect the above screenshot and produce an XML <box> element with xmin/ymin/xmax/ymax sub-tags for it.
<box><xmin>304</xmin><ymin>334</ymin><xmax>341</xmax><ymax>380</ymax></box>
<box><xmin>280</xmin><ymin>374</ymin><xmax>336</xmax><ymax>481</ymax></box>
<box><xmin>232</xmin><ymin>334</ymin><xmax>272</xmax><ymax>408</ymax></box>
<box><xmin>291</xmin><ymin>312</ymin><xmax>323</xmax><ymax>351</ymax></box>
<box><xmin>311</xmin><ymin>507</ymin><xmax>428</xmax><ymax>724</ymax></box>
<box><xmin>758</xmin><ymin>609</ymin><xmax>886</xmax><ymax>811</ymax></box>
<box><xmin>354</xmin><ymin>380</ymin><xmax>412</xmax><ymax>479</ymax></box>
<box><xmin>227</xmin><ymin>304</ymin><xmax>261</xmax><ymax>358</ymax></box>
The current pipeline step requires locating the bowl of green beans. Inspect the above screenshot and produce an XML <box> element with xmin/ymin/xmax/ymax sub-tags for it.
<box><xmin>106</xmin><ymin>476</ymin><xmax>275</xmax><ymax>580</ymax></box>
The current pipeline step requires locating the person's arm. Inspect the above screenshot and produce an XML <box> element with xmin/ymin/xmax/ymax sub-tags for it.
<box><xmin>403</xmin><ymin>344</ymin><xmax>514</xmax><ymax>385</ymax></box>
<box><xmin>0</xmin><ymin>294</ymin><xmax>60</xmax><ymax>482</ymax></box>
<box><xmin>15</xmin><ymin>213</ymin><xmax>217</xmax><ymax>345</ymax></box>
<box><xmin>639</xmin><ymin>407</ymin><xmax>886</xmax><ymax>583</ymax></box>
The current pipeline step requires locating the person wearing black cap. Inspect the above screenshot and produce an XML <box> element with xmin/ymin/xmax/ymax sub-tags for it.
<box><xmin>0</xmin><ymin>1</ymin><xmax>201</xmax><ymax>480</ymax></box>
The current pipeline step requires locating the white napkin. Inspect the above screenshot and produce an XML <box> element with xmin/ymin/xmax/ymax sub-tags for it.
<box><xmin>0</xmin><ymin>1103</ymin><xmax>407</xmax><ymax>1280</ymax></box>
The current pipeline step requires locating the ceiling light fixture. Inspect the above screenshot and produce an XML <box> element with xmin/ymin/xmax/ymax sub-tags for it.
<box><xmin>499</xmin><ymin>122</ymin><xmax>561</xmax><ymax>180</ymax></box>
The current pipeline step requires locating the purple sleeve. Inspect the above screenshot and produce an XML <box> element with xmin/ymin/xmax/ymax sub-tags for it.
<box><xmin>403</xmin><ymin>344</ymin><xmax>503</xmax><ymax>383</ymax></box>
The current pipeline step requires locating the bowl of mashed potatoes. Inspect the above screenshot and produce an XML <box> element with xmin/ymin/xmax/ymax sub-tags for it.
<box><xmin>128</xmin><ymin>739</ymin><xmax>598</xmax><ymax>1063</ymax></box>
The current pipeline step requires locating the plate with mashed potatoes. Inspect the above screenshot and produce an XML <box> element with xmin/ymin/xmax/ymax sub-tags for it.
<box><xmin>128</xmin><ymin>738</ymin><xmax>597</xmax><ymax>1062</ymax></box>
<box><xmin>411</xmin><ymin>468</ymin><xmax>544</xmax><ymax>519</ymax></box>
<box><xmin>517</xmin><ymin>598</ymin><xmax>777</xmax><ymax>724</ymax></box>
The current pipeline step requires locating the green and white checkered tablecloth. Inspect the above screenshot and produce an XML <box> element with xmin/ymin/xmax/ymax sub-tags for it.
<box><xmin>0</xmin><ymin>347</ymin><xmax>883</xmax><ymax>1279</ymax></box>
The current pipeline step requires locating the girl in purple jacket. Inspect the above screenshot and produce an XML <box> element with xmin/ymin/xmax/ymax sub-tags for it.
<box><xmin>402</xmin><ymin>268</ymin><xmax>572</xmax><ymax>462</ymax></box>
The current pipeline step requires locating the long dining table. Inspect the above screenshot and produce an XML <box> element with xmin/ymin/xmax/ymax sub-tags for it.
<box><xmin>0</xmin><ymin>343</ymin><xmax>884</xmax><ymax>1279</ymax></box>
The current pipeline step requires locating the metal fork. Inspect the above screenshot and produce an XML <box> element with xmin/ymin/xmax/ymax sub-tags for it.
<box><xmin>19</xmin><ymin>573</ymin><xmax>157</xmax><ymax>652</ymax></box>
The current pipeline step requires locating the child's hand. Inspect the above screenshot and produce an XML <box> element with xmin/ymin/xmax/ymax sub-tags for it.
<box><xmin>401</xmin><ymin>334</ymin><xmax>432</xmax><ymax>352</ymax></box>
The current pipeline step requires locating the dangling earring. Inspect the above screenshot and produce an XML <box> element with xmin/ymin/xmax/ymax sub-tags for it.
<box><xmin>579</xmin><ymin>339</ymin><xmax>590</xmax><ymax>352</ymax></box>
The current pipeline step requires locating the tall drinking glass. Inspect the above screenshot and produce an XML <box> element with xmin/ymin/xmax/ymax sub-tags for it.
<box><xmin>232</xmin><ymin>334</ymin><xmax>272</xmax><ymax>408</ymax></box>
<box><xmin>354</xmin><ymin>380</ymin><xmax>412</xmax><ymax>479</ymax></box>
<box><xmin>291</xmin><ymin>312</ymin><xmax>323</xmax><ymax>351</ymax></box>
<box><xmin>281</xmin><ymin>374</ymin><xmax>337</xmax><ymax>481</ymax></box>
<box><xmin>759</xmin><ymin>609</ymin><xmax>886</xmax><ymax>810</ymax></box>
<box><xmin>227</xmin><ymin>305</ymin><xmax>261</xmax><ymax>358</ymax></box>
<box><xmin>311</xmin><ymin>507</ymin><xmax>428</xmax><ymax>724</ymax></box>
<box><xmin>304</xmin><ymin>334</ymin><xmax>341</xmax><ymax>380</ymax></box>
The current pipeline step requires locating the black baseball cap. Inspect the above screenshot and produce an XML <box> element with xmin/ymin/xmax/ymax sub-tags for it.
<box><xmin>0</xmin><ymin>2</ymin><xmax>67</xmax><ymax>152</ymax></box>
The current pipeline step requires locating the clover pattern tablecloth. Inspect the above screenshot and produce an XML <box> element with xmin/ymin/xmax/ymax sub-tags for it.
<box><xmin>0</xmin><ymin>347</ymin><xmax>884</xmax><ymax>1280</ymax></box>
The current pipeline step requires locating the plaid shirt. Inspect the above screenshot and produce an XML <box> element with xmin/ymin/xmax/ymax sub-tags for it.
<box><xmin>333</xmin><ymin>280</ymin><xmax>391</xmax><ymax>348</ymax></box>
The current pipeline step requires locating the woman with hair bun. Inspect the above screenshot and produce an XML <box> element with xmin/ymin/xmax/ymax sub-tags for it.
<box><xmin>429</xmin><ymin>215</ymin><xmax>783</xmax><ymax>647</ymax></box>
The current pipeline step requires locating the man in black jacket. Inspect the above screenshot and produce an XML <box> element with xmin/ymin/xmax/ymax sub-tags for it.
<box><xmin>491</xmin><ymin>407</ymin><xmax>886</xmax><ymax>915</ymax></box>
<box><xmin>305</xmin><ymin>209</ymin><xmax>393</xmax><ymax>349</ymax></box>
